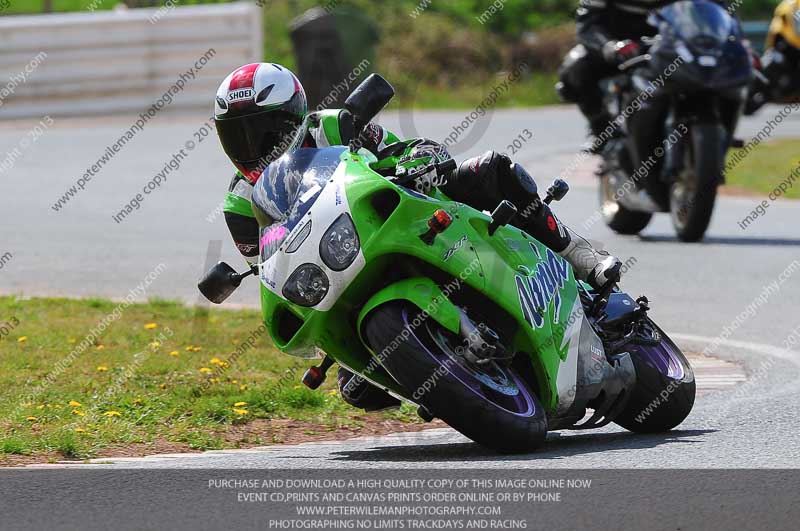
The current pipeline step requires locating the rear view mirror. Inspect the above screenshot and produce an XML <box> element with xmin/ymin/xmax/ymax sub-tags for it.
<box><xmin>344</xmin><ymin>73</ymin><xmax>395</xmax><ymax>130</ymax></box>
<box><xmin>198</xmin><ymin>261</ymin><xmax>249</xmax><ymax>304</ymax></box>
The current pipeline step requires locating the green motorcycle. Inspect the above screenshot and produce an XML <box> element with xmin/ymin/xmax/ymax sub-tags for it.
<box><xmin>200</xmin><ymin>75</ymin><xmax>695</xmax><ymax>453</ymax></box>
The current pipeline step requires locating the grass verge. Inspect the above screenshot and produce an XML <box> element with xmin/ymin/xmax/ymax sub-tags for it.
<box><xmin>724</xmin><ymin>138</ymin><xmax>800</xmax><ymax>199</ymax></box>
<box><xmin>0</xmin><ymin>296</ymin><xmax>426</xmax><ymax>465</ymax></box>
<box><xmin>388</xmin><ymin>73</ymin><xmax>561</xmax><ymax>110</ymax></box>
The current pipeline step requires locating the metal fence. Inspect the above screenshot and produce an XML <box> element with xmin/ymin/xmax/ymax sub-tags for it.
<box><xmin>0</xmin><ymin>2</ymin><xmax>262</xmax><ymax>118</ymax></box>
<box><xmin>2</xmin><ymin>1</ymin><xmax>237</xmax><ymax>15</ymax></box>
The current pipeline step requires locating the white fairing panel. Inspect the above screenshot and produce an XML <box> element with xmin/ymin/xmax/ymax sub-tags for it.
<box><xmin>258</xmin><ymin>162</ymin><xmax>365</xmax><ymax>311</ymax></box>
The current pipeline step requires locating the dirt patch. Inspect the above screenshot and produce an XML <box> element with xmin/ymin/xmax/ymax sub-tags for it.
<box><xmin>2</xmin><ymin>416</ymin><xmax>446</xmax><ymax>467</ymax></box>
<box><xmin>718</xmin><ymin>184</ymin><xmax>763</xmax><ymax>197</ymax></box>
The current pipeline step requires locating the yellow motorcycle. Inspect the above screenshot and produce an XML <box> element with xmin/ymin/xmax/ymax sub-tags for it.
<box><xmin>747</xmin><ymin>0</ymin><xmax>800</xmax><ymax>113</ymax></box>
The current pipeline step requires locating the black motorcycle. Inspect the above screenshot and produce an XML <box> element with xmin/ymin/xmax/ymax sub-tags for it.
<box><xmin>598</xmin><ymin>0</ymin><xmax>752</xmax><ymax>242</ymax></box>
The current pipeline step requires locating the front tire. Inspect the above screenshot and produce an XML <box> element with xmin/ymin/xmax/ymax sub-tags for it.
<box><xmin>670</xmin><ymin>123</ymin><xmax>722</xmax><ymax>242</ymax></box>
<box><xmin>613</xmin><ymin>325</ymin><xmax>696</xmax><ymax>433</ymax></box>
<box><xmin>363</xmin><ymin>302</ymin><xmax>547</xmax><ymax>453</ymax></box>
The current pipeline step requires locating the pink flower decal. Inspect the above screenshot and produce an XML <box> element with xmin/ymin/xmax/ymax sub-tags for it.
<box><xmin>260</xmin><ymin>225</ymin><xmax>287</xmax><ymax>250</ymax></box>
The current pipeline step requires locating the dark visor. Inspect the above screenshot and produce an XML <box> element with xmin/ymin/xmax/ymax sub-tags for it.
<box><xmin>216</xmin><ymin>110</ymin><xmax>303</xmax><ymax>165</ymax></box>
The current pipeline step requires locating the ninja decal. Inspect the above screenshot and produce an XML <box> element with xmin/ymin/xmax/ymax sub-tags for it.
<box><xmin>515</xmin><ymin>246</ymin><xmax>570</xmax><ymax>329</ymax></box>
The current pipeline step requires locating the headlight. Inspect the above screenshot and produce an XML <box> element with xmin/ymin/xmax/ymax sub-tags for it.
<box><xmin>319</xmin><ymin>213</ymin><xmax>360</xmax><ymax>271</ymax></box>
<box><xmin>282</xmin><ymin>264</ymin><xmax>329</xmax><ymax>307</ymax></box>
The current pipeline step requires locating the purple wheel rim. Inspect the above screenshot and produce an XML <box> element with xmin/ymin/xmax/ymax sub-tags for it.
<box><xmin>627</xmin><ymin>334</ymin><xmax>688</xmax><ymax>381</ymax></box>
<box><xmin>402</xmin><ymin>309</ymin><xmax>536</xmax><ymax>417</ymax></box>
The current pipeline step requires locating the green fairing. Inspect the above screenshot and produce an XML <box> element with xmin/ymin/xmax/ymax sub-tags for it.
<box><xmin>356</xmin><ymin>277</ymin><xmax>462</xmax><ymax>336</ymax></box>
<box><xmin>258</xmin><ymin>150</ymin><xmax>580</xmax><ymax>411</ymax></box>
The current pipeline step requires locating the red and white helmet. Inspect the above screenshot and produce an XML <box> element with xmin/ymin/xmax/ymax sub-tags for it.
<box><xmin>214</xmin><ymin>63</ymin><xmax>308</xmax><ymax>183</ymax></box>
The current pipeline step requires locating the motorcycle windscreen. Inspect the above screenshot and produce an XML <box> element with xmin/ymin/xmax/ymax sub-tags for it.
<box><xmin>654</xmin><ymin>0</ymin><xmax>739</xmax><ymax>51</ymax></box>
<box><xmin>252</xmin><ymin>147</ymin><xmax>347</xmax><ymax>261</ymax></box>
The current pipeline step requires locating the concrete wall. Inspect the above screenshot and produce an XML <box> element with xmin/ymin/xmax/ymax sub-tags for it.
<box><xmin>0</xmin><ymin>2</ymin><xmax>263</xmax><ymax>119</ymax></box>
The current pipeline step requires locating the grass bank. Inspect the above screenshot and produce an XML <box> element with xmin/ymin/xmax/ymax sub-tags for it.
<box><xmin>725</xmin><ymin>138</ymin><xmax>800</xmax><ymax>199</ymax></box>
<box><xmin>0</xmin><ymin>296</ymin><xmax>424</xmax><ymax>465</ymax></box>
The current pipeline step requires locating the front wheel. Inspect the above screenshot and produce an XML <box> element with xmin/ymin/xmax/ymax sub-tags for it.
<box><xmin>613</xmin><ymin>323</ymin><xmax>696</xmax><ymax>433</ymax></box>
<box><xmin>363</xmin><ymin>302</ymin><xmax>547</xmax><ymax>453</ymax></box>
<box><xmin>670</xmin><ymin>123</ymin><xmax>723</xmax><ymax>242</ymax></box>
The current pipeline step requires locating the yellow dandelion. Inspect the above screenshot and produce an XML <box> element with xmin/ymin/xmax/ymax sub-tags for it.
<box><xmin>239</xmin><ymin>384</ymin><xmax>248</xmax><ymax>391</ymax></box>
<box><xmin>232</xmin><ymin>408</ymin><xmax>249</xmax><ymax>415</ymax></box>
<box><xmin>328</xmin><ymin>390</ymin><xmax>338</xmax><ymax>396</ymax></box>
<box><xmin>149</xmin><ymin>341</ymin><xmax>161</xmax><ymax>348</ymax></box>
<box><xmin>72</xmin><ymin>410</ymin><xmax>85</xmax><ymax>416</ymax></box>
<box><xmin>36</xmin><ymin>404</ymin><xmax>45</xmax><ymax>410</ymax></box>
<box><xmin>103</xmin><ymin>410</ymin><xmax>121</xmax><ymax>417</ymax></box>
<box><xmin>292</xmin><ymin>385</ymin><xmax>301</xmax><ymax>390</ymax></box>
<box><xmin>22</xmin><ymin>402</ymin><xmax>32</xmax><ymax>407</ymax></box>
<box><xmin>133</xmin><ymin>398</ymin><xmax>143</xmax><ymax>405</ymax></box>
<box><xmin>234</xmin><ymin>401</ymin><xmax>247</xmax><ymax>407</ymax></box>
<box><xmin>144</xmin><ymin>323</ymin><xmax>158</xmax><ymax>330</ymax></box>
<box><xmin>74</xmin><ymin>428</ymin><xmax>85</xmax><ymax>433</ymax></box>
<box><xmin>53</xmin><ymin>404</ymin><xmax>62</xmax><ymax>409</ymax></box>
<box><xmin>96</xmin><ymin>344</ymin><xmax>105</xmax><ymax>350</ymax></box>
<box><xmin>68</xmin><ymin>400</ymin><xmax>82</xmax><ymax>407</ymax></box>
<box><xmin>210</xmin><ymin>357</ymin><xmax>222</xmax><ymax>365</ymax></box>
<box><xmin>231</xmin><ymin>379</ymin><xmax>238</xmax><ymax>384</ymax></box>
<box><xmin>159</xmin><ymin>383</ymin><xmax>167</xmax><ymax>389</ymax></box>
<box><xmin>185</xmin><ymin>345</ymin><xmax>194</xmax><ymax>351</ymax></box>
<box><xmin>191</xmin><ymin>346</ymin><xmax>202</xmax><ymax>352</ymax></box>
<box><xmin>96</xmin><ymin>365</ymin><xmax>108</xmax><ymax>372</ymax></box>
<box><xmin>169</xmin><ymin>350</ymin><xmax>179</xmax><ymax>356</ymax></box>
<box><xmin>26</xmin><ymin>416</ymin><xmax>37</xmax><ymax>421</ymax></box>
<box><xmin>17</xmin><ymin>336</ymin><xmax>27</xmax><ymax>343</ymax></box>
<box><xmin>199</xmin><ymin>367</ymin><xmax>212</xmax><ymax>374</ymax></box>
<box><xmin>68</xmin><ymin>338</ymin><xmax>77</xmax><ymax>344</ymax></box>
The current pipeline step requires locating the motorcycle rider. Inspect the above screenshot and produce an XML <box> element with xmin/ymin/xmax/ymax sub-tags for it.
<box><xmin>558</xmin><ymin>0</ymin><xmax>727</xmax><ymax>148</ymax></box>
<box><xmin>746</xmin><ymin>0</ymin><xmax>800</xmax><ymax>114</ymax></box>
<box><xmin>214</xmin><ymin>62</ymin><xmax>622</xmax><ymax>411</ymax></box>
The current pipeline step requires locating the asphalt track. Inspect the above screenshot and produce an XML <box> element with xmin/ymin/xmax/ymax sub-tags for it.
<box><xmin>1</xmin><ymin>106</ymin><xmax>800</xmax><ymax>471</ymax></box>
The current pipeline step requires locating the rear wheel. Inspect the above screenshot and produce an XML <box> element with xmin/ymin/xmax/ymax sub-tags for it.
<box><xmin>600</xmin><ymin>174</ymin><xmax>653</xmax><ymax>234</ymax></box>
<box><xmin>670</xmin><ymin>123</ymin><xmax>722</xmax><ymax>242</ymax></box>
<box><xmin>363</xmin><ymin>302</ymin><xmax>547</xmax><ymax>453</ymax></box>
<box><xmin>613</xmin><ymin>323</ymin><xmax>696</xmax><ymax>432</ymax></box>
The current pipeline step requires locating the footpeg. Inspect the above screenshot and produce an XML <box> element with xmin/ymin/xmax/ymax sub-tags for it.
<box><xmin>544</xmin><ymin>179</ymin><xmax>569</xmax><ymax>204</ymax></box>
<box><xmin>302</xmin><ymin>355</ymin><xmax>334</xmax><ymax>390</ymax></box>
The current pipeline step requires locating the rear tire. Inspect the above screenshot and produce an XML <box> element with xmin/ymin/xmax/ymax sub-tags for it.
<box><xmin>600</xmin><ymin>174</ymin><xmax>654</xmax><ymax>235</ymax></box>
<box><xmin>363</xmin><ymin>302</ymin><xmax>547</xmax><ymax>453</ymax></box>
<box><xmin>613</xmin><ymin>326</ymin><xmax>696</xmax><ymax>433</ymax></box>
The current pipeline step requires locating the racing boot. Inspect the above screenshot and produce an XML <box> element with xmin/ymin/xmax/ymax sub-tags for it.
<box><xmin>559</xmin><ymin>238</ymin><xmax>623</xmax><ymax>290</ymax></box>
<box><xmin>337</xmin><ymin>368</ymin><xmax>400</xmax><ymax>412</ymax></box>
<box><xmin>518</xmin><ymin>200</ymin><xmax>622</xmax><ymax>290</ymax></box>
